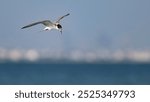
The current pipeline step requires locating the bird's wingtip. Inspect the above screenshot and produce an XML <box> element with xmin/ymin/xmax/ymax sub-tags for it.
<box><xmin>21</xmin><ymin>26</ymin><xmax>24</xmax><ymax>29</ymax></box>
<box><xmin>21</xmin><ymin>26</ymin><xmax>26</xmax><ymax>29</ymax></box>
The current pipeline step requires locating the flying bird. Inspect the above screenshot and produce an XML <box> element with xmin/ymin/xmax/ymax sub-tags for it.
<box><xmin>21</xmin><ymin>13</ymin><xmax>70</xmax><ymax>34</ymax></box>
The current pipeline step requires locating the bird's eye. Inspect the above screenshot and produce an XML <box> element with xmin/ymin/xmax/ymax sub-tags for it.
<box><xmin>57</xmin><ymin>24</ymin><xmax>62</xmax><ymax>29</ymax></box>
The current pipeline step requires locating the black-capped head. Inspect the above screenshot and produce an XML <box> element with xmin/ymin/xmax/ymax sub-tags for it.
<box><xmin>56</xmin><ymin>23</ymin><xmax>62</xmax><ymax>34</ymax></box>
<box><xmin>57</xmin><ymin>24</ymin><xmax>62</xmax><ymax>29</ymax></box>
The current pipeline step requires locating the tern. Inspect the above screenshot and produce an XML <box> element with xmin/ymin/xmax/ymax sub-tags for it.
<box><xmin>21</xmin><ymin>13</ymin><xmax>70</xmax><ymax>34</ymax></box>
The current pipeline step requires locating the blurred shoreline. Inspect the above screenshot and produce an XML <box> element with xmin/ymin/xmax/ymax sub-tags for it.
<box><xmin>1</xmin><ymin>48</ymin><xmax>150</xmax><ymax>64</ymax></box>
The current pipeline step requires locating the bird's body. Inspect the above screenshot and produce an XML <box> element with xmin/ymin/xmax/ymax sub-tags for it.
<box><xmin>21</xmin><ymin>13</ymin><xmax>70</xmax><ymax>34</ymax></box>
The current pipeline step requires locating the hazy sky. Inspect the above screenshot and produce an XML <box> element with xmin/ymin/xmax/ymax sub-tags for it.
<box><xmin>0</xmin><ymin>0</ymin><xmax>150</xmax><ymax>51</ymax></box>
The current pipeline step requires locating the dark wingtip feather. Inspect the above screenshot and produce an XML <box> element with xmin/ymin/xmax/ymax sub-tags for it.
<box><xmin>21</xmin><ymin>26</ymin><xmax>27</xmax><ymax>29</ymax></box>
<box><xmin>21</xmin><ymin>26</ymin><xmax>29</xmax><ymax>29</ymax></box>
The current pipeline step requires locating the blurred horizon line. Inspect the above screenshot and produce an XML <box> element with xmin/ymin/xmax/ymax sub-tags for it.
<box><xmin>1</xmin><ymin>47</ymin><xmax>150</xmax><ymax>64</ymax></box>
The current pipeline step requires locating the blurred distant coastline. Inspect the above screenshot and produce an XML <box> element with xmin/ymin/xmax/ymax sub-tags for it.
<box><xmin>1</xmin><ymin>48</ymin><xmax>150</xmax><ymax>64</ymax></box>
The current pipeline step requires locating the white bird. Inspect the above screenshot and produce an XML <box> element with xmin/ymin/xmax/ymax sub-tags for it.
<box><xmin>21</xmin><ymin>13</ymin><xmax>70</xmax><ymax>34</ymax></box>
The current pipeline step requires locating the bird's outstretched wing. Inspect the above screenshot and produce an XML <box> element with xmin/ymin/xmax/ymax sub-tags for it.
<box><xmin>55</xmin><ymin>13</ymin><xmax>70</xmax><ymax>23</ymax></box>
<box><xmin>21</xmin><ymin>20</ymin><xmax>53</xmax><ymax>29</ymax></box>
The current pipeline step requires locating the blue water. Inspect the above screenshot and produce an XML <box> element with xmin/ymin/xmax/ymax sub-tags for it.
<box><xmin>0</xmin><ymin>63</ymin><xmax>150</xmax><ymax>85</ymax></box>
